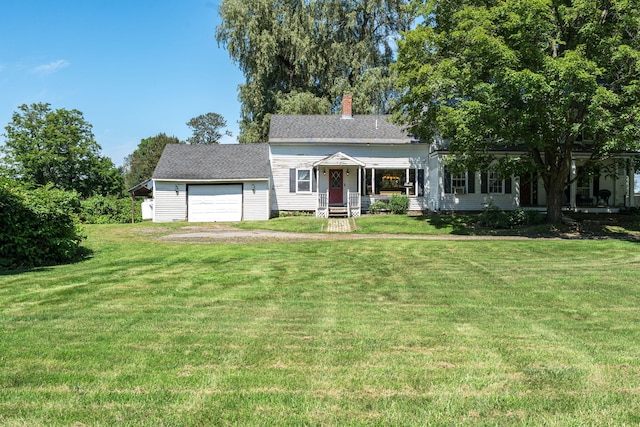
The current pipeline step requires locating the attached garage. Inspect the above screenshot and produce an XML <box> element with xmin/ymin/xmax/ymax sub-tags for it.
<box><xmin>188</xmin><ymin>184</ymin><xmax>243</xmax><ymax>222</ymax></box>
<box><xmin>151</xmin><ymin>144</ymin><xmax>271</xmax><ymax>222</ymax></box>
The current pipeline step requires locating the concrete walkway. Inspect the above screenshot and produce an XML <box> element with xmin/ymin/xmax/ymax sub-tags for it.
<box><xmin>326</xmin><ymin>218</ymin><xmax>353</xmax><ymax>232</ymax></box>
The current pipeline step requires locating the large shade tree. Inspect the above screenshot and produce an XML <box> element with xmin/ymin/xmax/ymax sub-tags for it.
<box><xmin>394</xmin><ymin>0</ymin><xmax>640</xmax><ymax>223</ymax></box>
<box><xmin>215</xmin><ymin>0</ymin><xmax>413</xmax><ymax>143</ymax></box>
<box><xmin>123</xmin><ymin>133</ymin><xmax>182</xmax><ymax>190</ymax></box>
<box><xmin>2</xmin><ymin>103</ymin><xmax>123</xmax><ymax>198</ymax></box>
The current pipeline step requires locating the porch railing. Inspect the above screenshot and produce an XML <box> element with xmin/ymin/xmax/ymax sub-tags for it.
<box><xmin>317</xmin><ymin>190</ymin><xmax>362</xmax><ymax>217</ymax></box>
<box><xmin>347</xmin><ymin>190</ymin><xmax>361</xmax><ymax>217</ymax></box>
<box><xmin>317</xmin><ymin>190</ymin><xmax>329</xmax><ymax>218</ymax></box>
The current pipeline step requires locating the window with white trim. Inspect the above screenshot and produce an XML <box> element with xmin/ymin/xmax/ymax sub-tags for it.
<box><xmin>451</xmin><ymin>172</ymin><xmax>467</xmax><ymax>194</ymax></box>
<box><xmin>488</xmin><ymin>171</ymin><xmax>504</xmax><ymax>193</ymax></box>
<box><xmin>297</xmin><ymin>169</ymin><xmax>312</xmax><ymax>192</ymax></box>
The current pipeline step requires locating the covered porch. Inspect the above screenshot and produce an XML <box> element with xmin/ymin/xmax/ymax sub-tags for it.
<box><xmin>518</xmin><ymin>157</ymin><xmax>636</xmax><ymax>213</ymax></box>
<box><xmin>314</xmin><ymin>152</ymin><xmax>364</xmax><ymax>218</ymax></box>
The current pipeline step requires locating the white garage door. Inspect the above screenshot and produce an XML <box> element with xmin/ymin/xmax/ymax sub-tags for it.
<box><xmin>188</xmin><ymin>185</ymin><xmax>243</xmax><ymax>222</ymax></box>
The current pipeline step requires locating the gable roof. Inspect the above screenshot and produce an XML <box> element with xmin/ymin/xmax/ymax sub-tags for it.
<box><xmin>269</xmin><ymin>114</ymin><xmax>417</xmax><ymax>144</ymax></box>
<box><xmin>313</xmin><ymin>152</ymin><xmax>366</xmax><ymax>167</ymax></box>
<box><xmin>152</xmin><ymin>143</ymin><xmax>270</xmax><ymax>181</ymax></box>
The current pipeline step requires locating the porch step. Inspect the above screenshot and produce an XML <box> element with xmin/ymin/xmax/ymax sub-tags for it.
<box><xmin>328</xmin><ymin>206</ymin><xmax>349</xmax><ymax>217</ymax></box>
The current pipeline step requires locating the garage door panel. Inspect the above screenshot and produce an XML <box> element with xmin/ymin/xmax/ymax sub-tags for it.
<box><xmin>188</xmin><ymin>185</ymin><xmax>242</xmax><ymax>222</ymax></box>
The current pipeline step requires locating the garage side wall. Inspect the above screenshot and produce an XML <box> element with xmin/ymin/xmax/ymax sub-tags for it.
<box><xmin>243</xmin><ymin>180</ymin><xmax>270</xmax><ymax>220</ymax></box>
<box><xmin>153</xmin><ymin>181</ymin><xmax>187</xmax><ymax>222</ymax></box>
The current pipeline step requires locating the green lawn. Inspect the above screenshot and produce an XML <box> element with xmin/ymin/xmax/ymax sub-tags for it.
<box><xmin>1</xmin><ymin>222</ymin><xmax>640</xmax><ymax>425</ymax></box>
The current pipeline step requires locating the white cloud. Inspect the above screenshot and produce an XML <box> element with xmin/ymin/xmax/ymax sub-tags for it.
<box><xmin>32</xmin><ymin>59</ymin><xmax>70</xmax><ymax>75</ymax></box>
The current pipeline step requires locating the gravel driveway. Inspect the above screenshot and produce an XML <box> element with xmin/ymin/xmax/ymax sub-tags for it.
<box><xmin>157</xmin><ymin>224</ymin><xmax>542</xmax><ymax>243</ymax></box>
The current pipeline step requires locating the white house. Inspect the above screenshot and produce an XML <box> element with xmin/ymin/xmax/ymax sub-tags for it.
<box><xmin>147</xmin><ymin>96</ymin><xmax>636</xmax><ymax>222</ymax></box>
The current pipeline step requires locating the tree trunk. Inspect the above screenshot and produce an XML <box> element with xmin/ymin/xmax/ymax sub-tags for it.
<box><xmin>546</xmin><ymin>181</ymin><xmax>565</xmax><ymax>224</ymax></box>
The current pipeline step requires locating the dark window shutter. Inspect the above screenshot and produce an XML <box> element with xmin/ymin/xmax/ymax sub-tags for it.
<box><xmin>444</xmin><ymin>170</ymin><xmax>452</xmax><ymax>194</ymax></box>
<box><xmin>289</xmin><ymin>169</ymin><xmax>296</xmax><ymax>193</ymax></box>
<box><xmin>362</xmin><ymin>170</ymin><xmax>367</xmax><ymax>195</ymax></box>
<box><xmin>418</xmin><ymin>169</ymin><xmax>425</xmax><ymax>197</ymax></box>
<box><xmin>467</xmin><ymin>171</ymin><xmax>475</xmax><ymax>194</ymax></box>
<box><xmin>505</xmin><ymin>177</ymin><xmax>512</xmax><ymax>194</ymax></box>
<box><xmin>312</xmin><ymin>169</ymin><xmax>317</xmax><ymax>192</ymax></box>
<box><xmin>481</xmin><ymin>172</ymin><xmax>488</xmax><ymax>193</ymax></box>
<box><xmin>593</xmin><ymin>175</ymin><xmax>600</xmax><ymax>197</ymax></box>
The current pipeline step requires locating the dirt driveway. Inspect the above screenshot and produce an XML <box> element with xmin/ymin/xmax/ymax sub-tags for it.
<box><xmin>156</xmin><ymin>224</ymin><xmax>543</xmax><ymax>244</ymax></box>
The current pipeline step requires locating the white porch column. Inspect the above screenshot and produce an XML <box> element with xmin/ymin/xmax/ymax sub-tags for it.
<box><xmin>371</xmin><ymin>168</ymin><xmax>376</xmax><ymax>195</ymax></box>
<box><xmin>406</xmin><ymin>168</ymin><xmax>410</xmax><ymax>195</ymax></box>
<box><xmin>358</xmin><ymin>167</ymin><xmax>362</xmax><ymax>194</ymax></box>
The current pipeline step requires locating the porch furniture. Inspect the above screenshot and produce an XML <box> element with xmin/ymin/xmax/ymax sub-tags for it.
<box><xmin>597</xmin><ymin>189</ymin><xmax>611</xmax><ymax>206</ymax></box>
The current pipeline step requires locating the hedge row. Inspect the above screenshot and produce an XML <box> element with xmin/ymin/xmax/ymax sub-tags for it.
<box><xmin>0</xmin><ymin>181</ymin><xmax>84</xmax><ymax>270</ymax></box>
<box><xmin>80</xmin><ymin>195</ymin><xmax>142</xmax><ymax>224</ymax></box>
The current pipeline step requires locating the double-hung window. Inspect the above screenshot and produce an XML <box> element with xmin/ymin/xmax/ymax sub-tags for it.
<box><xmin>451</xmin><ymin>172</ymin><xmax>467</xmax><ymax>194</ymax></box>
<box><xmin>488</xmin><ymin>171</ymin><xmax>503</xmax><ymax>193</ymax></box>
<box><xmin>481</xmin><ymin>171</ymin><xmax>512</xmax><ymax>194</ymax></box>
<box><xmin>297</xmin><ymin>169</ymin><xmax>312</xmax><ymax>192</ymax></box>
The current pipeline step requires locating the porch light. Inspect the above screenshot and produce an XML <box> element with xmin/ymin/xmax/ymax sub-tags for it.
<box><xmin>251</xmin><ymin>183</ymin><xmax>256</xmax><ymax>193</ymax></box>
<box><xmin>174</xmin><ymin>185</ymin><xmax>179</xmax><ymax>195</ymax></box>
<box><xmin>323</xmin><ymin>169</ymin><xmax>326</xmax><ymax>175</ymax></box>
<box><xmin>346</xmin><ymin>169</ymin><xmax>350</xmax><ymax>176</ymax></box>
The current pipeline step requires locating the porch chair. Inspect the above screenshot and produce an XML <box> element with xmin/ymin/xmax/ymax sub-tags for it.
<box><xmin>596</xmin><ymin>189</ymin><xmax>611</xmax><ymax>206</ymax></box>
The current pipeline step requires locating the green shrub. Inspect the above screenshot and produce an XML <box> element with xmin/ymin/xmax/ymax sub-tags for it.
<box><xmin>81</xmin><ymin>195</ymin><xmax>141</xmax><ymax>224</ymax></box>
<box><xmin>0</xmin><ymin>180</ymin><xmax>84</xmax><ymax>269</ymax></box>
<box><xmin>388</xmin><ymin>194</ymin><xmax>410</xmax><ymax>214</ymax></box>
<box><xmin>477</xmin><ymin>203</ymin><xmax>511</xmax><ymax>228</ymax></box>
<box><xmin>368</xmin><ymin>200</ymin><xmax>388</xmax><ymax>214</ymax></box>
<box><xmin>509</xmin><ymin>209</ymin><xmax>545</xmax><ymax>226</ymax></box>
<box><xmin>478</xmin><ymin>204</ymin><xmax>546</xmax><ymax>229</ymax></box>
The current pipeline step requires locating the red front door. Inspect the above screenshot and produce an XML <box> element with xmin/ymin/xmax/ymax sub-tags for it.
<box><xmin>329</xmin><ymin>169</ymin><xmax>343</xmax><ymax>205</ymax></box>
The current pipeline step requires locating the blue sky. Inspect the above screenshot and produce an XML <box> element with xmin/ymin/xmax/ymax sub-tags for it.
<box><xmin>2</xmin><ymin>2</ymin><xmax>638</xmax><ymax>192</ymax></box>
<box><xmin>0</xmin><ymin>0</ymin><xmax>242</xmax><ymax>166</ymax></box>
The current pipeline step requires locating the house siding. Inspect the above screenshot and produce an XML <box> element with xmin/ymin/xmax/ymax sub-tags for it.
<box><xmin>440</xmin><ymin>173</ymin><xmax>518</xmax><ymax>211</ymax></box>
<box><xmin>243</xmin><ymin>181</ymin><xmax>270</xmax><ymax>220</ymax></box>
<box><xmin>153</xmin><ymin>181</ymin><xmax>187</xmax><ymax>222</ymax></box>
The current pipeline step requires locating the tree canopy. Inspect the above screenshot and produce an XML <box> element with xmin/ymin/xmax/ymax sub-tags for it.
<box><xmin>394</xmin><ymin>0</ymin><xmax>640</xmax><ymax>223</ymax></box>
<box><xmin>186</xmin><ymin>112</ymin><xmax>232</xmax><ymax>145</ymax></box>
<box><xmin>1</xmin><ymin>103</ymin><xmax>123</xmax><ymax>198</ymax></box>
<box><xmin>123</xmin><ymin>133</ymin><xmax>181</xmax><ymax>190</ymax></box>
<box><xmin>216</xmin><ymin>0</ymin><xmax>413</xmax><ymax>143</ymax></box>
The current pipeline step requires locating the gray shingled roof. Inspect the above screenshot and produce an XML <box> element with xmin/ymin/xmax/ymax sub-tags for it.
<box><xmin>269</xmin><ymin>114</ymin><xmax>416</xmax><ymax>143</ymax></box>
<box><xmin>152</xmin><ymin>144</ymin><xmax>270</xmax><ymax>180</ymax></box>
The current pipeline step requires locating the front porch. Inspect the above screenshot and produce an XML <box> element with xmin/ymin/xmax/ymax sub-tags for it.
<box><xmin>313</xmin><ymin>152</ymin><xmax>365</xmax><ymax>218</ymax></box>
<box><xmin>312</xmin><ymin>151</ymin><xmax>426</xmax><ymax>217</ymax></box>
<box><xmin>317</xmin><ymin>189</ymin><xmax>361</xmax><ymax>218</ymax></box>
<box><xmin>519</xmin><ymin>157</ymin><xmax>635</xmax><ymax>214</ymax></box>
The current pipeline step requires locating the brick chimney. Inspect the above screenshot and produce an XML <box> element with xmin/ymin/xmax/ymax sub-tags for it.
<box><xmin>341</xmin><ymin>94</ymin><xmax>353</xmax><ymax>119</ymax></box>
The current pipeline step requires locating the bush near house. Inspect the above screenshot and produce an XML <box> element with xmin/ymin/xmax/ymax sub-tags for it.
<box><xmin>368</xmin><ymin>194</ymin><xmax>410</xmax><ymax>215</ymax></box>
<box><xmin>477</xmin><ymin>204</ymin><xmax>545</xmax><ymax>229</ymax></box>
<box><xmin>0</xmin><ymin>180</ymin><xmax>84</xmax><ymax>270</ymax></box>
<box><xmin>388</xmin><ymin>194</ymin><xmax>410</xmax><ymax>214</ymax></box>
<box><xmin>80</xmin><ymin>195</ymin><xmax>141</xmax><ymax>224</ymax></box>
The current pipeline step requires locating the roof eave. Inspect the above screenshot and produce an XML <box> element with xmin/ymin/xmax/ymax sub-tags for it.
<box><xmin>269</xmin><ymin>138</ymin><xmax>419</xmax><ymax>144</ymax></box>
